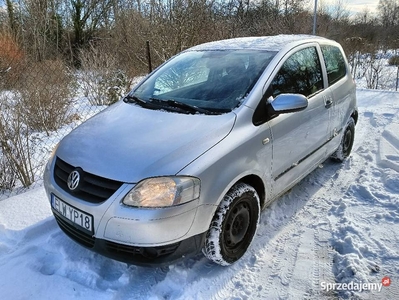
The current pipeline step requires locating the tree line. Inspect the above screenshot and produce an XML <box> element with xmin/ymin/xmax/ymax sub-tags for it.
<box><xmin>0</xmin><ymin>0</ymin><xmax>398</xmax><ymax>81</ymax></box>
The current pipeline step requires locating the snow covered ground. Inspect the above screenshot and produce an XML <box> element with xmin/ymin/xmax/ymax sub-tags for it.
<box><xmin>0</xmin><ymin>89</ymin><xmax>399</xmax><ymax>299</ymax></box>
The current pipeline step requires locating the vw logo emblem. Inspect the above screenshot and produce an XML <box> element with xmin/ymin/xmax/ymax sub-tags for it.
<box><xmin>67</xmin><ymin>170</ymin><xmax>80</xmax><ymax>191</ymax></box>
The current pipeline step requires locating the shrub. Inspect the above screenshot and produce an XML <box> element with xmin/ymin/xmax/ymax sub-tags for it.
<box><xmin>80</xmin><ymin>45</ymin><xmax>129</xmax><ymax>106</ymax></box>
<box><xmin>0</xmin><ymin>32</ymin><xmax>24</xmax><ymax>89</ymax></box>
<box><xmin>17</xmin><ymin>59</ymin><xmax>73</xmax><ymax>135</ymax></box>
<box><xmin>0</xmin><ymin>97</ymin><xmax>35</xmax><ymax>188</ymax></box>
<box><xmin>0</xmin><ymin>154</ymin><xmax>17</xmax><ymax>191</ymax></box>
<box><xmin>388</xmin><ymin>55</ymin><xmax>399</xmax><ymax>66</ymax></box>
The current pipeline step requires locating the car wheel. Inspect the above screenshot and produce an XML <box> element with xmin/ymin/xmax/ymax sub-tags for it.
<box><xmin>203</xmin><ymin>182</ymin><xmax>260</xmax><ymax>266</ymax></box>
<box><xmin>331</xmin><ymin>117</ymin><xmax>355</xmax><ymax>162</ymax></box>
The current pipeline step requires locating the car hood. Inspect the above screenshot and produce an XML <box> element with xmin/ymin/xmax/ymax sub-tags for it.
<box><xmin>56</xmin><ymin>101</ymin><xmax>236</xmax><ymax>183</ymax></box>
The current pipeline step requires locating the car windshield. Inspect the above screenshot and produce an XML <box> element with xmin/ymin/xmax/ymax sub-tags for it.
<box><xmin>130</xmin><ymin>50</ymin><xmax>277</xmax><ymax>114</ymax></box>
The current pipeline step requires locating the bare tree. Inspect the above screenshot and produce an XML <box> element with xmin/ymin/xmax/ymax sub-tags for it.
<box><xmin>378</xmin><ymin>0</ymin><xmax>399</xmax><ymax>28</ymax></box>
<box><xmin>6</xmin><ymin>0</ymin><xmax>18</xmax><ymax>36</ymax></box>
<box><xmin>67</xmin><ymin>0</ymin><xmax>114</xmax><ymax>65</ymax></box>
<box><xmin>364</xmin><ymin>52</ymin><xmax>385</xmax><ymax>89</ymax></box>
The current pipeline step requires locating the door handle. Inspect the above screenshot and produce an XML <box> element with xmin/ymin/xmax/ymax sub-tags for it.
<box><xmin>325</xmin><ymin>99</ymin><xmax>333</xmax><ymax>108</ymax></box>
<box><xmin>262</xmin><ymin>138</ymin><xmax>270</xmax><ymax>145</ymax></box>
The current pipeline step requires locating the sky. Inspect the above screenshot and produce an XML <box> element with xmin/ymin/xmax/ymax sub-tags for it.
<box><xmin>346</xmin><ymin>0</ymin><xmax>379</xmax><ymax>13</ymax></box>
<box><xmin>0</xmin><ymin>0</ymin><xmax>382</xmax><ymax>14</ymax></box>
<box><xmin>321</xmin><ymin>0</ymin><xmax>380</xmax><ymax>14</ymax></box>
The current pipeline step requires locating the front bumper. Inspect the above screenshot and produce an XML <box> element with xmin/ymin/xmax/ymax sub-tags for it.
<box><xmin>44</xmin><ymin>156</ymin><xmax>204</xmax><ymax>266</ymax></box>
<box><xmin>53</xmin><ymin>209</ymin><xmax>206</xmax><ymax>266</ymax></box>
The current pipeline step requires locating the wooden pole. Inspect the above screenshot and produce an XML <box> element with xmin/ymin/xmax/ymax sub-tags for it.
<box><xmin>146</xmin><ymin>40</ymin><xmax>152</xmax><ymax>73</ymax></box>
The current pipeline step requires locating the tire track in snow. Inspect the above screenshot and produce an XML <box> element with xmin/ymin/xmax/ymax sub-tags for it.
<box><xmin>258</xmin><ymin>223</ymin><xmax>303</xmax><ymax>299</ymax></box>
<box><xmin>325</xmin><ymin>106</ymin><xmax>399</xmax><ymax>299</ymax></box>
<box><xmin>255</xmin><ymin>128</ymin><xmax>380</xmax><ymax>300</ymax></box>
<box><xmin>213</xmin><ymin>222</ymin><xmax>303</xmax><ymax>300</ymax></box>
<box><xmin>313</xmin><ymin>221</ymin><xmax>337</xmax><ymax>300</ymax></box>
<box><xmin>286</xmin><ymin>227</ymin><xmax>318</xmax><ymax>299</ymax></box>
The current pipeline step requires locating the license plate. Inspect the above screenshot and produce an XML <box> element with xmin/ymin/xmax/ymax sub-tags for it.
<box><xmin>51</xmin><ymin>194</ymin><xmax>93</xmax><ymax>233</ymax></box>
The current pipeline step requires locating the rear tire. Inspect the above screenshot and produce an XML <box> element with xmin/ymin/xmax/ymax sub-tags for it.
<box><xmin>203</xmin><ymin>182</ymin><xmax>260</xmax><ymax>266</ymax></box>
<box><xmin>331</xmin><ymin>117</ymin><xmax>355</xmax><ymax>162</ymax></box>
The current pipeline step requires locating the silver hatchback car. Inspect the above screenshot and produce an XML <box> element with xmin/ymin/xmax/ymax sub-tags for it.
<box><xmin>44</xmin><ymin>35</ymin><xmax>357</xmax><ymax>266</ymax></box>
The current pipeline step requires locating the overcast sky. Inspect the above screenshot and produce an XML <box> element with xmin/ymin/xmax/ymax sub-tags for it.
<box><xmin>347</xmin><ymin>0</ymin><xmax>379</xmax><ymax>12</ymax></box>
<box><xmin>323</xmin><ymin>0</ymin><xmax>380</xmax><ymax>14</ymax></box>
<box><xmin>0</xmin><ymin>0</ymin><xmax>383</xmax><ymax>16</ymax></box>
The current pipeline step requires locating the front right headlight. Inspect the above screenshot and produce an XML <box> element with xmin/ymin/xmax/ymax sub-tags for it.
<box><xmin>122</xmin><ymin>176</ymin><xmax>200</xmax><ymax>208</ymax></box>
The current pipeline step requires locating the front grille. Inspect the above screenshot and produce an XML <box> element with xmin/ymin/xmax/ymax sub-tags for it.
<box><xmin>54</xmin><ymin>213</ymin><xmax>95</xmax><ymax>248</ymax></box>
<box><xmin>105</xmin><ymin>241</ymin><xmax>180</xmax><ymax>259</ymax></box>
<box><xmin>54</xmin><ymin>157</ymin><xmax>123</xmax><ymax>203</ymax></box>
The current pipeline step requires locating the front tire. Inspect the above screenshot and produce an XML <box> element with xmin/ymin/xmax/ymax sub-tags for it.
<box><xmin>203</xmin><ymin>182</ymin><xmax>260</xmax><ymax>266</ymax></box>
<box><xmin>331</xmin><ymin>117</ymin><xmax>355</xmax><ymax>162</ymax></box>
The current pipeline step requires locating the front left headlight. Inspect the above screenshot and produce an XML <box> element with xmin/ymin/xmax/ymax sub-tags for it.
<box><xmin>122</xmin><ymin>176</ymin><xmax>200</xmax><ymax>208</ymax></box>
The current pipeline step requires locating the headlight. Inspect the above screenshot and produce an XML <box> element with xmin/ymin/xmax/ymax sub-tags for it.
<box><xmin>122</xmin><ymin>176</ymin><xmax>200</xmax><ymax>208</ymax></box>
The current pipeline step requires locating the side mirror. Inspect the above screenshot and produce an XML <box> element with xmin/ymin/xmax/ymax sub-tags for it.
<box><xmin>269</xmin><ymin>94</ymin><xmax>308</xmax><ymax>114</ymax></box>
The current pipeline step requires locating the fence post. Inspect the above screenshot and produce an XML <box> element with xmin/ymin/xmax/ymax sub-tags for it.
<box><xmin>396</xmin><ymin>65</ymin><xmax>398</xmax><ymax>92</ymax></box>
<box><xmin>146</xmin><ymin>40</ymin><xmax>152</xmax><ymax>74</ymax></box>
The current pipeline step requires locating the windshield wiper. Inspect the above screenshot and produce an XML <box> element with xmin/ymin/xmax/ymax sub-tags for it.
<box><xmin>124</xmin><ymin>95</ymin><xmax>147</xmax><ymax>104</ymax></box>
<box><xmin>124</xmin><ymin>95</ymin><xmax>165</xmax><ymax>110</ymax></box>
<box><xmin>150</xmin><ymin>98</ymin><xmax>218</xmax><ymax>115</ymax></box>
<box><xmin>125</xmin><ymin>95</ymin><xmax>228</xmax><ymax>115</ymax></box>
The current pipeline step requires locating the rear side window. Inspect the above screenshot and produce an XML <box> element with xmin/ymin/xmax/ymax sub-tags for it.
<box><xmin>271</xmin><ymin>47</ymin><xmax>323</xmax><ymax>98</ymax></box>
<box><xmin>321</xmin><ymin>45</ymin><xmax>347</xmax><ymax>85</ymax></box>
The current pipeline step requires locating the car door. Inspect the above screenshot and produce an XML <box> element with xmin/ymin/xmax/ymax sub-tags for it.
<box><xmin>266</xmin><ymin>45</ymin><xmax>333</xmax><ymax>198</ymax></box>
<box><xmin>320</xmin><ymin>44</ymin><xmax>355</xmax><ymax>143</ymax></box>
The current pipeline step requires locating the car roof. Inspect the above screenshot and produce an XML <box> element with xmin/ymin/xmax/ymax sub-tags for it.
<box><xmin>187</xmin><ymin>35</ymin><xmax>329</xmax><ymax>52</ymax></box>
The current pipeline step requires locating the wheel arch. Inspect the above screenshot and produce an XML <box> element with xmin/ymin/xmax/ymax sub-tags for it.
<box><xmin>351</xmin><ymin>109</ymin><xmax>358</xmax><ymax>125</ymax></box>
<box><xmin>239</xmin><ymin>174</ymin><xmax>266</xmax><ymax>209</ymax></box>
<box><xmin>188</xmin><ymin>172</ymin><xmax>268</xmax><ymax>241</ymax></box>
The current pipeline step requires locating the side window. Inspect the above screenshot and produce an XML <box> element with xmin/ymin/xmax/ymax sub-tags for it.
<box><xmin>271</xmin><ymin>47</ymin><xmax>323</xmax><ymax>98</ymax></box>
<box><xmin>321</xmin><ymin>45</ymin><xmax>347</xmax><ymax>85</ymax></box>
